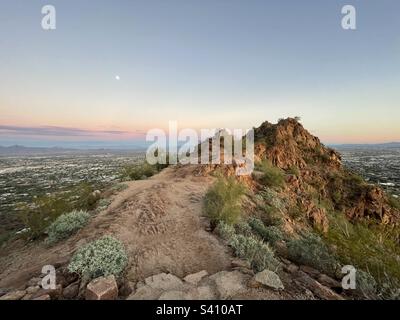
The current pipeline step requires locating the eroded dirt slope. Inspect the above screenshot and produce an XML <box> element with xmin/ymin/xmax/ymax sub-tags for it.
<box><xmin>0</xmin><ymin>165</ymin><xmax>231</xmax><ymax>288</ymax></box>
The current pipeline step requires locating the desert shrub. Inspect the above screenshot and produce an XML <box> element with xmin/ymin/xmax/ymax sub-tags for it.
<box><xmin>204</xmin><ymin>175</ymin><xmax>246</xmax><ymax>226</ymax></box>
<box><xmin>18</xmin><ymin>183</ymin><xmax>99</xmax><ymax>240</ymax></box>
<box><xmin>46</xmin><ymin>210</ymin><xmax>90</xmax><ymax>245</ymax></box>
<box><xmin>216</xmin><ymin>220</ymin><xmax>236</xmax><ymax>239</ymax></box>
<box><xmin>388</xmin><ymin>195</ymin><xmax>400</xmax><ymax>210</ymax></box>
<box><xmin>18</xmin><ymin>194</ymin><xmax>73</xmax><ymax>240</ymax></box>
<box><xmin>217</xmin><ymin>222</ymin><xmax>280</xmax><ymax>272</ymax></box>
<box><xmin>96</xmin><ymin>198</ymin><xmax>112</xmax><ymax>212</ymax></box>
<box><xmin>111</xmin><ymin>183</ymin><xmax>129</xmax><ymax>193</ymax></box>
<box><xmin>288</xmin><ymin>204</ymin><xmax>304</xmax><ymax>221</ymax></box>
<box><xmin>332</xmin><ymin>190</ymin><xmax>342</xmax><ymax>204</ymax></box>
<box><xmin>235</xmin><ymin>221</ymin><xmax>253</xmax><ymax>236</ymax></box>
<box><xmin>120</xmin><ymin>162</ymin><xmax>157</xmax><ymax>181</ymax></box>
<box><xmin>249</xmin><ymin>217</ymin><xmax>284</xmax><ymax>245</ymax></box>
<box><xmin>0</xmin><ymin>232</ymin><xmax>13</xmax><ymax>247</ymax></box>
<box><xmin>287</xmin><ymin>166</ymin><xmax>300</xmax><ymax>176</ymax></box>
<box><xmin>258</xmin><ymin>187</ymin><xmax>284</xmax><ymax>210</ymax></box>
<box><xmin>356</xmin><ymin>269</ymin><xmax>378</xmax><ymax>299</ymax></box>
<box><xmin>68</xmin><ymin>236</ymin><xmax>128</xmax><ymax>279</ymax></box>
<box><xmin>287</xmin><ymin>232</ymin><xmax>338</xmax><ymax>276</ymax></box>
<box><xmin>230</xmin><ymin>233</ymin><xmax>280</xmax><ymax>272</ymax></box>
<box><xmin>258</xmin><ymin>204</ymin><xmax>283</xmax><ymax>226</ymax></box>
<box><xmin>325</xmin><ymin>212</ymin><xmax>400</xmax><ymax>298</ymax></box>
<box><xmin>256</xmin><ymin>160</ymin><xmax>285</xmax><ymax>188</ymax></box>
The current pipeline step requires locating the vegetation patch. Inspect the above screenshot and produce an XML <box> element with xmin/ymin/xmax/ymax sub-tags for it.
<box><xmin>324</xmin><ymin>212</ymin><xmax>400</xmax><ymax>299</ymax></box>
<box><xmin>18</xmin><ymin>183</ymin><xmax>99</xmax><ymax>240</ymax></box>
<box><xmin>204</xmin><ymin>175</ymin><xmax>246</xmax><ymax>226</ymax></box>
<box><xmin>217</xmin><ymin>221</ymin><xmax>280</xmax><ymax>272</ymax></box>
<box><xmin>120</xmin><ymin>162</ymin><xmax>158</xmax><ymax>181</ymax></box>
<box><xmin>68</xmin><ymin>236</ymin><xmax>128</xmax><ymax>279</ymax></box>
<box><xmin>287</xmin><ymin>232</ymin><xmax>338</xmax><ymax>276</ymax></box>
<box><xmin>388</xmin><ymin>195</ymin><xmax>400</xmax><ymax>210</ymax></box>
<box><xmin>255</xmin><ymin>160</ymin><xmax>285</xmax><ymax>188</ymax></box>
<box><xmin>249</xmin><ymin>217</ymin><xmax>284</xmax><ymax>245</ymax></box>
<box><xmin>46</xmin><ymin>210</ymin><xmax>90</xmax><ymax>245</ymax></box>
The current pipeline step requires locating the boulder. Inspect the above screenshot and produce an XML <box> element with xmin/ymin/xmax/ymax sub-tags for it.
<box><xmin>295</xmin><ymin>271</ymin><xmax>344</xmax><ymax>300</ymax></box>
<box><xmin>27</xmin><ymin>277</ymin><xmax>42</xmax><ymax>287</ymax></box>
<box><xmin>210</xmin><ymin>271</ymin><xmax>248</xmax><ymax>299</ymax></box>
<box><xmin>33</xmin><ymin>284</ymin><xmax>63</xmax><ymax>300</ymax></box>
<box><xmin>187</xmin><ymin>286</ymin><xmax>216</xmax><ymax>300</ymax></box>
<box><xmin>85</xmin><ymin>275</ymin><xmax>118</xmax><ymax>300</ymax></box>
<box><xmin>26</xmin><ymin>286</ymin><xmax>40</xmax><ymax>294</ymax></box>
<box><xmin>317</xmin><ymin>274</ymin><xmax>341</xmax><ymax>288</ymax></box>
<box><xmin>183</xmin><ymin>270</ymin><xmax>208</xmax><ymax>285</ymax></box>
<box><xmin>127</xmin><ymin>285</ymin><xmax>162</xmax><ymax>300</ymax></box>
<box><xmin>119</xmin><ymin>281</ymin><xmax>134</xmax><ymax>297</ymax></box>
<box><xmin>34</xmin><ymin>294</ymin><xmax>51</xmax><ymax>300</ymax></box>
<box><xmin>144</xmin><ymin>273</ymin><xmax>184</xmax><ymax>291</ymax></box>
<box><xmin>0</xmin><ymin>290</ymin><xmax>26</xmax><ymax>300</ymax></box>
<box><xmin>63</xmin><ymin>283</ymin><xmax>79</xmax><ymax>299</ymax></box>
<box><xmin>254</xmin><ymin>270</ymin><xmax>284</xmax><ymax>290</ymax></box>
<box><xmin>231</xmin><ymin>259</ymin><xmax>252</xmax><ymax>270</ymax></box>
<box><xmin>158</xmin><ymin>290</ymin><xmax>187</xmax><ymax>300</ymax></box>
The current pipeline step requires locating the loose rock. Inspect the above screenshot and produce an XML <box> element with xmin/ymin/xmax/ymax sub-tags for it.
<box><xmin>0</xmin><ymin>290</ymin><xmax>26</xmax><ymax>300</ymax></box>
<box><xmin>254</xmin><ymin>270</ymin><xmax>284</xmax><ymax>290</ymax></box>
<box><xmin>85</xmin><ymin>275</ymin><xmax>118</xmax><ymax>300</ymax></box>
<box><xmin>183</xmin><ymin>270</ymin><xmax>208</xmax><ymax>285</ymax></box>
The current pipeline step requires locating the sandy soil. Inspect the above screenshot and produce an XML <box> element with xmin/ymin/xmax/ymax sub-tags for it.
<box><xmin>0</xmin><ymin>165</ymin><xmax>231</xmax><ymax>289</ymax></box>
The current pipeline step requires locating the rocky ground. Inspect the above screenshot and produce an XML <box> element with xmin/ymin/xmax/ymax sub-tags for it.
<box><xmin>0</xmin><ymin>165</ymin><xmax>345</xmax><ymax>300</ymax></box>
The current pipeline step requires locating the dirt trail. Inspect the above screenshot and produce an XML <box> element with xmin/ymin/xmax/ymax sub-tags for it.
<box><xmin>0</xmin><ymin>166</ymin><xmax>231</xmax><ymax>289</ymax></box>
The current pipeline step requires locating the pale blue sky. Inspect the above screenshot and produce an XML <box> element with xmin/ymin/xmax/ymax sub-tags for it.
<box><xmin>0</xmin><ymin>0</ymin><xmax>399</xmax><ymax>147</ymax></box>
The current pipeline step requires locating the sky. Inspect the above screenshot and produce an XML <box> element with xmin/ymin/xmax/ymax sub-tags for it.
<box><xmin>0</xmin><ymin>0</ymin><xmax>399</xmax><ymax>147</ymax></box>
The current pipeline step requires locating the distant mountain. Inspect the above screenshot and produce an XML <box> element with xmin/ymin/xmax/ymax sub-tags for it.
<box><xmin>330</xmin><ymin>142</ymin><xmax>400</xmax><ymax>149</ymax></box>
<box><xmin>0</xmin><ymin>145</ymin><xmax>145</xmax><ymax>156</ymax></box>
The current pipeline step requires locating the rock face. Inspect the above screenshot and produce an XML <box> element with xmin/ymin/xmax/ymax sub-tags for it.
<box><xmin>85</xmin><ymin>275</ymin><xmax>118</xmax><ymax>300</ymax></box>
<box><xmin>253</xmin><ymin>117</ymin><xmax>400</xmax><ymax>228</ymax></box>
<box><xmin>254</xmin><ymin>270</ymin><xmax>284</xmax><ymax>290</ymax></box>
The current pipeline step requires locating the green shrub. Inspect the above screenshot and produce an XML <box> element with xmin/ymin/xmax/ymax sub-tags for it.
<box><xmin>120</xmin><ymin>162</ymin><xmax>157</xmax><ymax>181</ymax></box>
<box><xmin>204</xmin><ymin>175</ymin><xmax>246</xmax><ymax>226</ymax></box>
<box><xmin>217</xmin><ymin>222</ymin><xmax>280</xmax><ymax>272</ymax></box>
<box><xmin>18</xmin><ymin>183</ymin><xmax>99</xmax><ymax>240</ymax></box>
<box><xmin>325</xmin><ymin>212</ymin><xmax>400</xmax><ymax>298</ymax></box>
<box><xmin>288</xmin><ymin>204</ymin><xmax>304</xmax><ymax>221</ymax></box>
<box><xmin>46</xmin><ymin>210</ymin><xmax>90</xmax><ymax>245</ymax></box>
<box><xmin>256</xmin><ymin>160</ymin><xmax>285</xmax><ymax>188</ymax></box>
<box><xmin>96</xmin><ymin>198</ymin><xmax>112</xmax><ymax>212</ymax></box>
<box><xmin>235</xmin><ymin>221</ymin><xmax>253</xmax><ymax>236</ymax></box>
<box><xmin>356</xmin><ymin>269</ymin><xmax>378</xmax><ymax>299</ymax></box>
<box><xmin>68</xmin><ymin>236</ymin><xmax>128</xmax><ymax>279</ymax></box>
<box><xmin>216</xmin><ymin>220</ymin><xmax>236</xmax><ymax>240</ymax></box>
<box><xmin>287</xmin><ymin>166</ymin><xmax>300</xmax><ymax>176</ymax></box>
<box><xmin>258</xmin><ymin>187</ymin><xmax>284</xmax><ymax>210</ymax></box>
<box><xmin>18</xmin><ymin>195</ymin><xmax>72</xmax><ymax>240</ymax></box>
<box><xmin>388</xmin><ymin>195</ymin><xmax>400</xmax><ymax>210</ymax></box>
<box><xmin>287</xmin><ymin>232</ymin><xmax>338</xmax><ymax>276</ymax></box>
<box><xmin>249</xmin><ymin>218</ymin><xmax>284</xmax><ymax>245</ymax></box>
<box><xmin>230</xmin><ymin>233</ymin><xmax>280</xmax><ymax>272</ymax></box>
